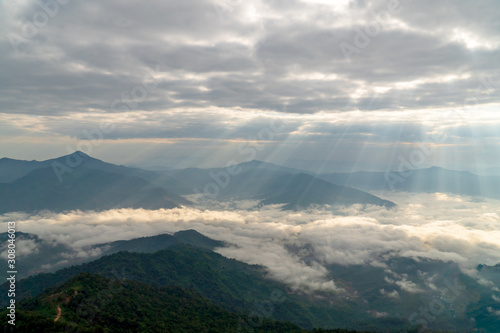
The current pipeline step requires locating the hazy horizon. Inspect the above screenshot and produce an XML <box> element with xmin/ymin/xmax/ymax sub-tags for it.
<box><xmin>2</xmin><ymin>150</ymin><xmax>500</xmax><ymax>175</ymax></box>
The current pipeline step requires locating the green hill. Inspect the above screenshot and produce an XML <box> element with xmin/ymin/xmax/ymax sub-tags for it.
<box><xmin>1</xmin><ymin>272</ymin><xmax>307</xmax><ymax>333</ymax></box>
<box><xmin>1</xmin><ymin>244</ymin><xmax>419</xmax><ymax>331</ymax></box>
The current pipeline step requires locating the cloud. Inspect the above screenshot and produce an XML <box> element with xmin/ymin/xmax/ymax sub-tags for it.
<box><xmin>2</xmin><ymin>192</ymin><xmax>499</xmax><ymax>292</ymax></box>
<box><xmin>1</xmin><ymin>0</ymin><xmax>499</xmax><ymax>116</ymax></box>
<box><xmin>1</xmin><ymin>0</ymin><xmax>500</xmax><ymax>169</ymax></box>
<box><xmin>395</xmin><ymin>277</ymin><xmax>424</xmax><ymax>294</ymax></box>
<box><xmin>379</xmin><ymin>289</ymin><xmax>400</xmax><ymax>299</ymax></box>
<box><xmin>487</xmin><ymin>307</ymin><xmax>500</xmax><ymax>316</ymax></box>
<box><xmin>368</xmin><ymin>310</ymin><xmax>389</xmax><ymax>318</ymax></box>
<box><xmin>0</xmin><ymin>239</ymin><xmax>38</xmax><ymax>258</ymax></box>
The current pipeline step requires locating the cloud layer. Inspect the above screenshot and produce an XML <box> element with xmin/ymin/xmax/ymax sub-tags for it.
<box><xmin>2</xmin><ymin>192</ymin><xmax>499</xmax><ymax>292</ymax></box>
<box><xmin>1</xmin><ymin>0</ymin><xmax>499</xmax><ymax>170</ymax></box>
<box><xmin>2</xmin><ymin>0</ymin><xmax>500</xmax><ymax>115</ymax></box>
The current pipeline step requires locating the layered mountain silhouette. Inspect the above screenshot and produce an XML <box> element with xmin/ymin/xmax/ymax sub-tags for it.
<box><xmin>0</xmin><ymin>166</ymin><xmax>187</xmax><ymax>213</ymax></box>
<box><xmin>6</xmin><ymin>152</ymin><xmax>498</xmax><ymax>212</ymax></box>
<box><xmin>258</xmin><ymin>173</ymin><xmax>396</xmax><ymax>209</ymax></box>
<box><xmin>2</xmin><ymin>154</ymin><xmax>500</xmax><ymax>332</ymax></box>
<box><xmin>317</xmin><ymin>166</ymin><xmax>500</xmax><ymax>199</ymax></box>
<box><xmin>2</xmin><ymin>230</ymin><xmax>496</xmax><ymax>332</ymax></box>
<box><xmin>158</xmin><ymin>160</ymin><xmax>396</xmax><ymax>208</ymax></box>
<box><xmin>153</xmin><ymin>160</ymin><xmax>302</xmax><ymax>197</ymax></box>
<box><xmin>0</xmin><ymin>153</ymin><xmax>397</xmax><ymax>212</ymax></box>
<box><xmin>1</xmin><ymin>242</ymin><xmax>418</xmax><ymax>331</ymax></box>
<box><xmin>0</xmin><ymin>229</ymin><xmax>224</xmax><ymax>280</ymax></box>
<box><xmin>0</xmin><ymin>151</ymin><xmax>157</xmax><ymax>183</ymax></box>
<box><xmin>3</xmin><ymin>151</ymin><xmax>500</xmax><ymax>213</ymax></box>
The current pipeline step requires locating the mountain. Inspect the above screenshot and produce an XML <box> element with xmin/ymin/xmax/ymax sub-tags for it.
<box><xmin>2</xmin><ymin>244</ymin><xmax>420</xmax><ymax>331</ymax></box>
<box><xmin>0</xmin><ymin>153</ymin><xmax>395</xmax><ymax>211</ymax></box>
<box><xmin>0</xmin><ymin>164</ymin><xmax>190</xmax><ymax>214</ymax></box>
<box><xmin>0</xmin><ymin>151</ymin><xmax>158</xmax><ymax>183</ymax></box>
<box><xmin>4</xmin><ymin>228</ymin><xmax>496</xmax><ymax>331</ymax></box>
<box><xmin>3</xmin><ymin>244</ymin><xmax>298</xmax><ymax>314</ymax></box>
<box><xmin>172</xmin><ymin>229</ymin><xmax>226</xmax><ymax>249</ymax></box>
<box><xmin>0</xmin><ymin>232</ymin><xmax>71</xmax><ymax>279</ymax></box>
<box><xmin>159</xmin><ymin>160</ymin><xmax>395</xmax><ymax>209</ymax></box>
<box><xmin>155</xmin><ymin>160</ymin><xmax>303</xmax><ymax>195</ymax></box>
<box><xmin>0</xmin><ymin>229</ymin><xmax>223</xmax><ymax>280</ymax></box>
<box><xmin>145</xmin><ymin>161</ymin><xmax>500</xmax><ymax>201</ymax></box>
<box><xmin>258</xmin><ymin>173</ymin><xmax>396</xmax><ymax>209</ymax></box>
<box><xmin>0</xmin><ymin>157</ymin><xmax>48</xmax><ymax>183</ymax></box>
<box><xmin>7</xmin><ymin>152</ymin><xmax>499</xmax><ymax>211</ymax></box>
<box><xmin>99</xmin><ymin>229</ymin><xmax>226</xmax><ymax>256</ymax></box>
<box><xmin>2</xmin><ymin>272</ymin><xmax>309</xmax><ymax>333</ymax></box>
<box><xmin>3</xmin><ymin>153</ymin><xmax>499</xmax><ymax>204</ymax></box>
<box><xmin>318</xmin><ymin>167</ymin><xmax>500</xmax><ymax>199</ymax></box>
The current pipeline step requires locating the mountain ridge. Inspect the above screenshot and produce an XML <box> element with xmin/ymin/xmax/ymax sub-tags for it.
<box><xmin>0</xmin><ymin>153</ymin><xmax>396</xmax><ymax>211</ymax></box>
<box><xmin>0</xmin><ymin>165</ymin><xmax>190</xmax><ymax>214</ymax></box>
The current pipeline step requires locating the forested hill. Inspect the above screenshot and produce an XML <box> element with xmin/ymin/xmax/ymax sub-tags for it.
<box><xmin>1</xmin><ymin>272</ymin><xmax>427</xmax><ymax>333</ymax></box>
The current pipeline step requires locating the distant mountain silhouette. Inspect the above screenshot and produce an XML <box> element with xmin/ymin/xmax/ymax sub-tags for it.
<box><xmin>258</xmin><ymin>173</ymin><xmax>396</xmax><ymax>209</ymax></box>
<box><xmin>158</xmin><ymin>160</ymin><xmax>299</xmax><ymax>198</ymax></box>
<box><xmin>159</xmin><ymin>160</ymin><xmax>395</xmax><ymax>209</ymax></box>
<box><xmin>0</xmin><ymin>151</ymin><xmax>177</xmax><ymax>184</ymax></box>
<box><xmin>318</xmin><ymin>166</ymin><xmax>500</xmax><ymax>199</ymax></box>
<box><xmin>0</xmin><ymin>160</ymin><xmax>190</xmax><ymax>213</ymax></box>
<box><xmin>6</xmin><ymin>152</ymin><xmax>497</xmax><ymax>212</ymax></box>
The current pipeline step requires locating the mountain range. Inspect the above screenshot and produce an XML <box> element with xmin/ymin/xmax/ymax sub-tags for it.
<box><xmin>2</xmin><ymin>152</ymin><xmax>498</xmax><ymax>215</ymax></box>
<box><xmin>2</xmin><ymin>153</ymin><xmax>500</xmax><ymax>331</ymax></box>
<box><xmin>1</xmin><ymin>229</ymin><xmax>498</xmax><ymax>332</ymax></box>
<box><xmin>0</xmin><ymin>231</ymin><xmax>428</xmax><ymax>332</ymax></box>
<box><xmin>0</xmin><ymin>229</ymin><xmax>224</xmax><ymax>280</ymax></box>
<box><xmin>317</xmin><ymin>167</ymin><xmax>500</xmax><ymax>199</ymax></box>
<box><xmin>4</xmin><ymin>272</ymin><xmax>312</xmax><ymax>333</ymax></box>
<box><xmin>0</xmin><ymin>152</ymin><xmax>398</xmax><ymax>213</ymax></box>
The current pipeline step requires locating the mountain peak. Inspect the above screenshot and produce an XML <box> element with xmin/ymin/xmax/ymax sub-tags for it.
<box><xmin>57</xmin><ymin>150</ymin><xmax>97</xmax><ymax>163</ymax></box>
<box><xmin>236</xmin><ymin>159</ymin><xmax>300</xmax><ymax>172</ymax></box>
<box><xmin>73</xmin><ymin>150</ymin><xmax>92</xmax><ymax>159</ymax></box>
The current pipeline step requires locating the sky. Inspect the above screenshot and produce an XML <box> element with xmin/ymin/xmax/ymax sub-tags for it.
<box><xmin>0</xmin><ymin>0</ymin><xmax>499</xmax><ymax>172</ymax></box>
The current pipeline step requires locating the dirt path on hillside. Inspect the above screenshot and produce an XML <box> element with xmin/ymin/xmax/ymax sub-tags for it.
<box><xmin>54</xmin><ymin>305</ymin><xmax>62</xmax><ymax>322</ymax></box>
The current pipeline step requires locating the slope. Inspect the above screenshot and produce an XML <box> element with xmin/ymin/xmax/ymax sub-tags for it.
<box><xmin>3</xmin><ymin>272</ymin><xmax>308</xmax><ymax>333</ymax></box>
<box><xmin>259</xmin><ymin>173</ymin><xmax>396</xmax><ymax>209</ymax></box>
<box><xmin>1</xmin><ymin>244</ymin><xmax>416</xmax><ymax>331</ymax></box>
<box><xmin>0</xmin><ymin>166</ymin><xmax>189</xmax><ymax>214</ymax></box>
<box><xmin>318</xmin><ymin>167</ymin><xmax>500</xmax><ymax>199</ymax></box>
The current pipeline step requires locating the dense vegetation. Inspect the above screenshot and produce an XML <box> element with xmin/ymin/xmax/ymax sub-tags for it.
<box><xmin>0</xmin><ymin>229</ymin><xmax>224</xmax><ymax>281</ymax></box>
<box><xmin>0</xmin><ymin>273</ymin><xmax>436</xmax><ymax>332</ymax></box>
<box><xmin>1</xmin><ymin>244</ymin><xmax>420</xmax><ymax>331</ymax></box>
<box><xmin>1</xmin><ymin>273</ymin><xmax>303</xmax><ymax>332</ymax></box>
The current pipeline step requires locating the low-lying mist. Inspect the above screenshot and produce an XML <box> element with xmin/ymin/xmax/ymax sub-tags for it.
<box><xmin>2</xmin><ymin>192</ymin><xmax>499</xmax><ymax>293</ymax></box>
